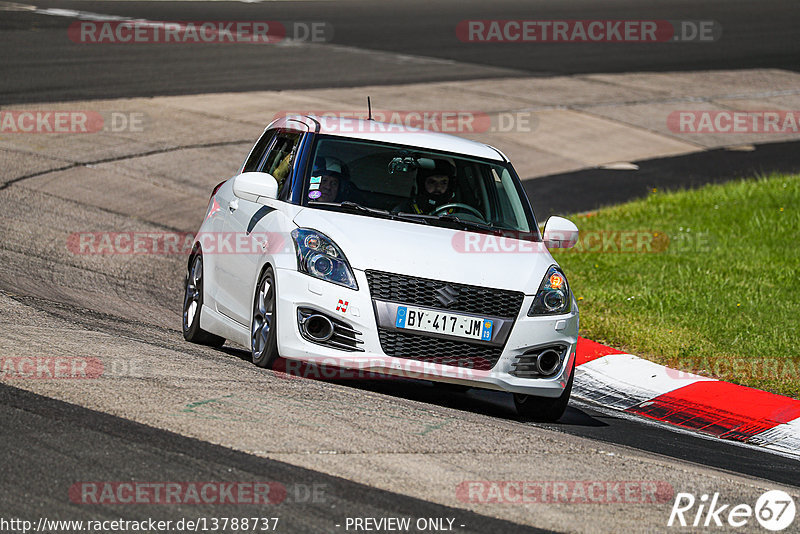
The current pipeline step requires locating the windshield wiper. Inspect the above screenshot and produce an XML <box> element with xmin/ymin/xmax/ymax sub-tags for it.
<box><xmin>390</xmin><ymin>211</ymin><xmax>434</xmax><ymax>225</ymax></box>
<box><xmin>312</xmin><ymin>201</ymin><xmax>392</xmax><ymax>218</ymax></box>
<box><xmin>313</xmin><ymin>201</ymin><xmax>427</xmax><ymax>224</ymax></box>
<box><xmin>340</xmin><ymin>201</ymin><xmax>390</xmax><ymax>215</ymax></box>
<box><xmin>340</xmin><ymin>202</ymin><xmax>433</xmax><ymax>225</ymax></box>
<box><xmin>434</xmin><ymin>213</ymin><xmax>500</xmax><ymax>233</ymax></box>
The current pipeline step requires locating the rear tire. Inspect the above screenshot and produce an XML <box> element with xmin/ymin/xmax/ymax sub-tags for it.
<box><xmin>513</xmin><ymin>360</ymin><xmax>574</xmax><ymax>422</ymax></box>
<box><xmin>251</xmin><ymin>267</ymin><xmax>279</xmax><ymax>369</ymax></box>
<box><xmin>183</xmin><ymin>252</ymin><xmax>225</xmax><ymax>347</ymax></box>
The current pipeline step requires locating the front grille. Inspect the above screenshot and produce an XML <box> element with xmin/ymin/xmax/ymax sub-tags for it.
<box><xmin>366</xmin><ymin>270</ymin><xmax>524</xmax><ymax>318</ymax></box>
<box><xmin>378</xmin><ymin>329</ymin><xmax>503</xmax><ymax>371</ymax></box>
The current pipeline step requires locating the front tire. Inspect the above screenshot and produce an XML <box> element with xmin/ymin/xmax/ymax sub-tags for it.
<box><xmin>513</xmin><ymin>360</ymin><xmax>574</xmax><ymax>422</ymax></box>
<box><xmin>251</xmin><ymin>267</ymin><xmax>279</xmax><ymax>368</ymax></box>
<box><xmin>183</xmin><ymin>252</ymin><xmax>225</xmax><ymax>347</ymax></box>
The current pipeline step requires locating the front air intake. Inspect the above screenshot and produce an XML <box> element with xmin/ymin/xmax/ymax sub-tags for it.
<box><xmin>297</xmin><ymin>307</ymin><xmax>364</xmax><ymax>352</ymax></box>
<box><xmin>510</xmin><ymin>345</ymin><xmax>568</xmax><ymax>378</ymax></box>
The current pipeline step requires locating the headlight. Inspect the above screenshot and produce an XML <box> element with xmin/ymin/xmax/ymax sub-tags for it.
<box><xmin>291</xmin><ymin>228</ymin><xmax>358</xmax><ymax>290</ymax></box>
<box><xmin>528</xmin><ymin>265</ymin><xmax>571</xmax><ymax>315</ymax></box>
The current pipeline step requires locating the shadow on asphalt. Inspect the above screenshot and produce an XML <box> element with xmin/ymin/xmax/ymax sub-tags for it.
<box><xmin>527</xmin><ymin>140</ymin><xmax>800</xmax><ymax>219</ymax></box>
<box><xmin>215</xmin><ymin>347</ymin><xmax>608</xmax><ymax>427</ymax></box>
<box><xmin>0</xmin><ymin>383</ymin><xmax>551</xmax><ymax>534</ymax></box>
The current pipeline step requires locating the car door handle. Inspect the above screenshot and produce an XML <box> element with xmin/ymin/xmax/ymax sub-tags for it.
<box><xmin>228</xmin><ymin>199</ymin><xmax>238</xmax><ymax>212</ymax></box>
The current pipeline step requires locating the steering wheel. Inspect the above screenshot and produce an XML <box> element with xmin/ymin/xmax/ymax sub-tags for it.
<box><xmin>432</xmin><ymin>202</ymin><xmax>485</xmax><ymax>220</ymax></box>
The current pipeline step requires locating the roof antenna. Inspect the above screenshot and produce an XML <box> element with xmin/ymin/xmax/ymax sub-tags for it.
<box><xmin>367</xmin><ymin>96</ymin><xmax>373</xmax><ymax>120</ymax></box>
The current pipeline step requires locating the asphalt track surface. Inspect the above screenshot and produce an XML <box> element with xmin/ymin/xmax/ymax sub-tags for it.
<box><xmin>2</xmin><ymin>0</ymin><xmax>800</xmax><ymax>531</ymax></box>
<box><xmin>2</xmin><ymin>377</ymin><xmax>800</xmax><ymax>527</ymax></box>
<box><xmin>0</xmin><ymin>384</ymin><xmax>547</xmax><ymax>533</ymax></box>
<box><xmin>1</xmin><ymin>0</ymin><xmax>799</xmax><ymax>103</ymax></box>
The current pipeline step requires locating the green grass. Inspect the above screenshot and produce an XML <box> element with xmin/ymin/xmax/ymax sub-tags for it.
<box><xmin>552</xmin><ymin>173</ymin><xmax>800</xmax><ymax>398</ymax></box>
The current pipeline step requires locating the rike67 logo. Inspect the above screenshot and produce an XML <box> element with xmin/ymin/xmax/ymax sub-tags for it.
<box><xmin>668</xmin><ymin>490</ymin><xmax>796</xmax><ymax>531</ymax></box>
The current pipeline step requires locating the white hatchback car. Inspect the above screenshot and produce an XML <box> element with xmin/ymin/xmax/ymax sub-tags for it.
<box><xmin>183</xmin><ymin>115</ymin><xmax>579</xmax><ymax>421</ymax></box>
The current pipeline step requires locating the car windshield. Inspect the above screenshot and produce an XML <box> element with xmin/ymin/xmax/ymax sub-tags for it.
<box><xmin>304</xmin><ymin>137</ymin><xmax>537</xmax><ymax>236</ymax></box>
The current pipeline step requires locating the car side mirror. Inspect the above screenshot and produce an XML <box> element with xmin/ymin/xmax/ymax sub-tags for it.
<box><xmin>232</xmin><ymin>172</ymin><xmax>279</xmax><ymax>202</ymax></box>
<box><xmin>542</xmin><ymin>216</ymin><xmax>579</xmax><ymax>249</ymax></box>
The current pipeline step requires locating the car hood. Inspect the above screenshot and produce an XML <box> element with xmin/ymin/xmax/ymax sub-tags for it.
<box><xmin>293</xmin><ymin>208</ymin><xmax>557</xmax><ymax>295</ymax></box>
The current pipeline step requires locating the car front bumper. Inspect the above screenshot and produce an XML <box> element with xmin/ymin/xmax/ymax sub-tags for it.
<box><xmin>274</xmin><ymin>267</ymin><xmax>579</xmax><ymax>397</ymax></box>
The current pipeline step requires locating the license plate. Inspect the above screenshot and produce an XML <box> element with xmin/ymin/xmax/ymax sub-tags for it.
<box><xmin>395</xmin><ymin>306</ymin><xmax>493</xmax><ymax>342</ymax></box>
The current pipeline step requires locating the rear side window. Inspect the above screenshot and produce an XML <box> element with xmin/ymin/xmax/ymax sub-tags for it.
<box><xmin>263</xmin><ymin>132</ymin><xmax>302</xmax><ymax>191</ymax></box>
<box><xmin>242</xmin><ymin>129</ymin><xmax>275</xmax><ymax>172</ymax></box>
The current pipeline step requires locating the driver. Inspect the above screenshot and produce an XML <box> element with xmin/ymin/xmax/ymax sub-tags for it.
<box><xmin>401</xmin><ymin>159</ymin><xmax>457</xmax><ymax>215</ymax></box>
<box><xmin>310</xmin><ymin>156</ymin><xmax>349</xmax><ymax>203</ymax></box>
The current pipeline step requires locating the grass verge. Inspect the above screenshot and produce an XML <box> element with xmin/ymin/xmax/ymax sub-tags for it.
<box><xmin>552</xmin><ymin>173</ymin><xmax>799</xmax><ymax>398</ymax></box>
